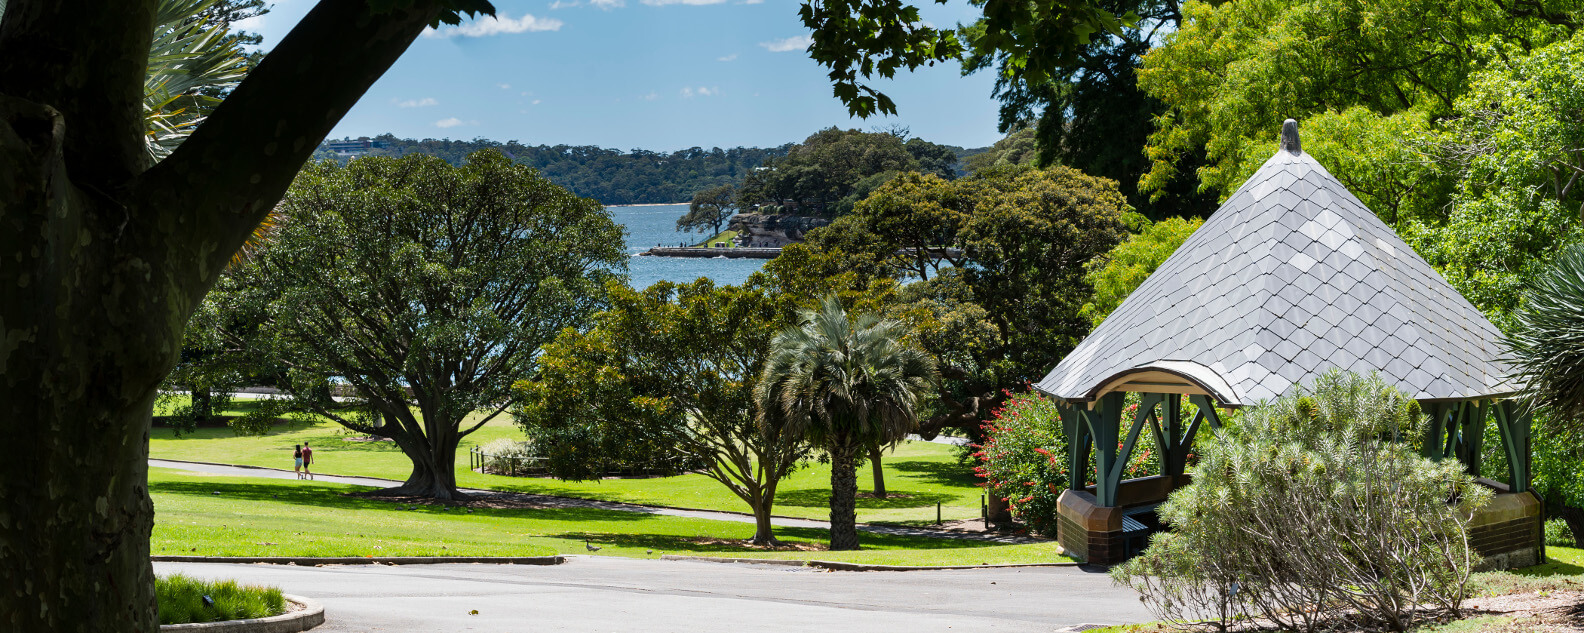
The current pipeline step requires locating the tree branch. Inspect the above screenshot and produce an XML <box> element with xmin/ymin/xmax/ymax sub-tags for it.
<box><xmin>133</xmin><ymin>0</ymin><xmax>442</xmax><ymax>289</ymax></box>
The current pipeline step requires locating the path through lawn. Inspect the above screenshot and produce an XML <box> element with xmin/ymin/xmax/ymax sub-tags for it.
<box><xmin>149</xmin><ymin>403</ymin><xmax>986</xmax><ymax>526</ymax></box>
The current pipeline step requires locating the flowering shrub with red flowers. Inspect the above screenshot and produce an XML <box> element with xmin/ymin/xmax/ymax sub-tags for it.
<box><xmin>975</xmin><ymin>391</ymin><xmax>1161</xmax><ymax>536</ymax></box>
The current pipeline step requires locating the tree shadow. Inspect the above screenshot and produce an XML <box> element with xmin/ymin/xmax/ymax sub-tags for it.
<box><xmin>1513</xmin><ymin>557</ymin><xmax>1584</xmax><ymax>578</ymax></box>
<box><xmin>773</xmin><ymin>487</ymin><xmax>956</xmax><ymax>510</ymax></box>
<box><xmin>885</xmin><ymin>459</ymin><xmax>979</xmax><ymax>488</ymax></box>
<box><xmin>148</xmin><ymin>479</ymin><xmax>649</xmax><ymax>523</ymax></box>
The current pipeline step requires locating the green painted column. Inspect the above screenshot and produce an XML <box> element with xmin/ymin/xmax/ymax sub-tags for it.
<box><xmin>1088</xmin><ymin>392</ymin><xmax>1124</xmax><ymax>507</ymax></box>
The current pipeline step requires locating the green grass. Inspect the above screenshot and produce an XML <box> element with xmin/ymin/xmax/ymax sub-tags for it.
<box><xmin>149</xmin><ymin>403</ymin><xmax>985</xmax><ymax>526</ymax></box>
<box><xmin>690</xmin><ymin>541</ymin><xmax>1070</xmax><ymax>567</ymax></box>
<box><xmin>150</xmin><ymin>466</ymin><xmax>1048</xmax><ymax>565</ymax></box>
<box><xmin>693</xmin><ymin>229</ymin><xmax>738</xmax><ymax>247</ymax></box>
<box><xmin>157</xmin><ymin>573</ymin><xmax>285</xmax><ymax>625</ymax></box>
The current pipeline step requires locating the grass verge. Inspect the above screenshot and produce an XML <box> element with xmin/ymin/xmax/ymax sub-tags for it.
<box><xmin>157</xmin><ymin>574</ymin><xmax>285</xmax><ymax>625</ymax></box>
<box><xmin>150</xmin><ymin>467</ymin><xmax>1056</xmax><ymax>565</ymax></box>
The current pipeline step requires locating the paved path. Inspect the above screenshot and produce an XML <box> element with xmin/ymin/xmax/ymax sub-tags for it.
<box><xmin>156</xmin><ymin>557</ymin><xmax>1147</xmax><ymax>632</ymax></box>
<box><xmin>150</xmin><ymin>459</ymin><xmax>1043</xmax><ymax>544</ymax></box>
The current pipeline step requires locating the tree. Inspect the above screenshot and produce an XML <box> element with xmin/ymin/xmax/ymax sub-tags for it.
<box><xmin>514</xmin><ymin>279</ymin><xmax>808</xmax><ymax>544</ymax></box>
<box><xmin>736</xmin><ymin>127</ymin><xmax>920</xmax><ymax>216</ymax></box>
<box><xmin>220</xmin><ymin>151</ymin><xmax>623</xmax><ymax>500</ymax></box>
<box><xmin>761</xmin><ymin>165</ymin><xmax>1131</xmax><ymax>439</ymax></box>
<box><xmin>2</xmin><ymin>0</ymin><xmax>496</xmax><ymax>628</ymax></box>
<box><xmin>678</xmin><ymin>183</ymin><xmax>737</xmax><ymax>235</ymax></box>
<box><xmin>144</xmin><ymin>0</ymin><xmax>254</xmax><ymax>160</ymax></box>
<box><xmin>757</xmin><ymin>296</ymin><xmax>935</xmax><ymax>550</ymax></box>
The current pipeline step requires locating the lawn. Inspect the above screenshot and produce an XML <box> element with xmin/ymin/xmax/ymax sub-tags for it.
<box><xmin>150</xmin><ymin>466</ymin><xmax>1053</xmax><ymax>566</ymax></box>
<box><xmin>694</xmin><ymin>229</ymin><xmax>738</xmax><ymax>247</ymax></box>
<box><xmin>149</xmin><ymin>402</ymin><xmax>987</xmax><ymax>526</ymax></box>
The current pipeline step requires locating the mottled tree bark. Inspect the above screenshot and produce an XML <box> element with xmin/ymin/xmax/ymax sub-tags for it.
<box><xmin>0</xmin><ymin>1</ymin><xmax>441</xmax><ymax>629</ymax></box>
<box><xmin>828</xmin><ymin>444</ymin><xmax>861</xmax><ymax>550</ymax></box>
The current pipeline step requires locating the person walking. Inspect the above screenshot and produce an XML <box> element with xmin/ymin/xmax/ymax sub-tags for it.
<box><xmin>301</xmin><ymin>442</ymin><xmax>314</xmax><ymax>481</ymax></box>
<box><xmin>293</xmin><ymin>444</ymin><xmax>303</xmax><ymax>479</ymax></box>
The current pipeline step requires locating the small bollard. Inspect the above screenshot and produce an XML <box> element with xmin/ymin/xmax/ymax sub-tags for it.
<box><xmin>982</xmin><ymin>494</ymin><xmax>989</xmax><ymax>530</ymax></box>
<box><xmin>936</xmin><ymin>502</ymin><xmax>942</xmax><ymax>525</ymax></box>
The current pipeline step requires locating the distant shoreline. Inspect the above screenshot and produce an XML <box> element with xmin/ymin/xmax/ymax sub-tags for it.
<box><xmin>607</xmin><ymin>202</ymin><xmax>687</xmax><ymax>208</ymax></box>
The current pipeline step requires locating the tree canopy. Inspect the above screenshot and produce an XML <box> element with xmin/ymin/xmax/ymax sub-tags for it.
<box><xmin>513</xmin><ymin>279</ymin><xmax>807</xmax><ymax>544</ymax></box>
<box><xmin>735</xmin><ymin>126</ymin><xmax>961</xmax><ymax>217</ymax></box>
<box><xmin>217</xmin><ymin>150</ymin><xmax>625</xmax><ymax>499</ymax></box>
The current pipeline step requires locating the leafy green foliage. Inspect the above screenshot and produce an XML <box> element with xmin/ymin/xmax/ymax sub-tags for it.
<box><xmin>156</xmin><ymin>574</ymin><xmax>284</xmax><ymax>625</ymax></box>
<box><xmin>512</xmin><ymin>279</ymin><xmax>809</xmax><ymax>542</ymax></box>
<box><xmin>315</xmin><ymin>135</ymin><xmax>792</xmax><ymax>206</ymax></box>
<box><xmin>761</xmin><ymin>165</ymin><xmax>1129</xmax><ymax>435</ymax></box>
<box><xmin>1079</xmin><ymin>215</ymin><xmax>1202</xmax><ymax>326</ymax></box>
<box><xmin>736</xmin><ymin>127</ymin><xmax>921</xmax><ymax>216</ymax></box>
<box><xmin>1113</xmin><ymin>372</ymin><xmax>1490</xmax><ymax>632</ymax></box>
<box><xmin>145</xmin><ymin>0</ymin><xmax>254</xmax><ymax>161</ymax></box>
<box><xmin>800</xmin><ymin>0</ymin><xmax>1132</xmax><ymax>119</ymax></box>
<box><xmin>218</xmin><ymin>150</ymin><xmax>625</xmax><ymax>498</ymax></box>
<box><xmin>1135</xmin><ymin>0</ymin><xmax>1578</xmax><ymax>204</ymax></box>
<box><xmin>971</xmin><ymin>391</ymin><xmax>1068</xmax><ymax>535</ymax></box>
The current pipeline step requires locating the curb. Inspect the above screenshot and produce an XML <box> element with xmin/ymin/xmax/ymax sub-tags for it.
<box><xmin>660</xmin><ymin>554</ymin><xmax>1078</xmax><ymax>571</ymax></box>
<box><xmin>160</xmin><ymin>594</ymin><xmax>324</xmax><ymax>632</ymax></box>
<box><xmin>154</xmin><ymin>555</ymin><xmax>566</xmax><ymax>566</ymax></box>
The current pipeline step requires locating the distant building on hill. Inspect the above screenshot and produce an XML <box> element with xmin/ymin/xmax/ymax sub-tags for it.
<box><xmin>323</xmin><ymin>137</ymin><xmax>390</xmax><ymax>156</ymax></box>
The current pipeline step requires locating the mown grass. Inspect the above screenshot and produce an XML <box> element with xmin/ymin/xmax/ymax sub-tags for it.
<box><xmin>157</xmin><ymin>573</ymin><xmax>285</xmax><ymax>625</ymax></box>
<box><xmin>150</xmin><ymin>467</ymin><xmax>1052</xmax><ymax>565</ymax></box>
<box><xmin>148</xmin><ymin>403</ymin><xmax>985</xmax><ymax>525</ymax></box>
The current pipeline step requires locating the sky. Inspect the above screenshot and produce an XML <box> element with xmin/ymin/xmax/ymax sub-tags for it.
<box><xmin>235</xmin><ymin>0</ymin><xmax>1008</xmax><ymax>152</ymax></box>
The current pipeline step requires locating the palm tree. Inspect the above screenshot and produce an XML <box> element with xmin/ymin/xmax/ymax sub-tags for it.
<box><xmin>756</xmin><ymin>296</ymin><xmax>936</xmax><ymax>550</ymax></box>
<box><xmin>1506</xmin><ymin>242</ymin><xmax>1584</xmax><ymax>424</ymax></box>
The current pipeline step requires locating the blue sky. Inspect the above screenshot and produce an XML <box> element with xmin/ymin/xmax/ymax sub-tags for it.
<box><xmin>237</xmin><ymin>0</ymin><xmax>1007</xmax><ymax>151</ymax></box>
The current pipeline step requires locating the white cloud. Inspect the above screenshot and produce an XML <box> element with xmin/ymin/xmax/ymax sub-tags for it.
<box><xmin>741</xmin><ymin>0</ymin><xmax>764</xmax><ymax>4</ymax></box>
<box><xmin>393</xmin><ymin>97</ymin><xmax>438</xmax><ymax>108</ymax></box>
<box><xmin>498</xmin><ymin>83</ymin><xmax>512</xmax><ymax>90</ymax></box>
<box><xmin>423</xmin><ymin>12</ymin><xmax>563</xmax><ymax>38</ymax></box>
<box><xmin>642</xmin><ymin>91</ymin><xmax>660</xmax><ymax>101</ymax></box>
<box><xmin>549</xmin><ymin>0</ymin><xmax>579</xmax><ymax>8</ymax></box>
<box><xmin>717</xmin><ymin>53</ymin><xmax>738</xmax><ymax>62</ymax></box>
<box><xmin>641</xmin><ymin>0</ymin><xmax>726</xmax><ymax>5</ymax></box>
<box><xmin>589</xmin><ymin>0</ymin><xmax>625</xmax><ymax>8</ymax></box>
<box><xmin>435</xmin><ymin>117</ymin><xmax>465</xmax><ymax>128</ymax></box>
<box><xmin>759</xmin><ymin>35</ymin><xmax>812</xmax><ymax>52</ymax></box>
<box><xmin>532</xmin><ymin>99</ymin><xmax>543</xmax><ymax>105</ymax></box>
<box><xmin>680</xmin><ymin>86</ymin><xmax>719</xmax><ymax>98</ymax></box>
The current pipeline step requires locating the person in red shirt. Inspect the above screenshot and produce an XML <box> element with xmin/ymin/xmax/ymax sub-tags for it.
<box><xmin>301</xmin><ymin>442</ymin><xmax>314</xmax><ymax>481</ymax></box>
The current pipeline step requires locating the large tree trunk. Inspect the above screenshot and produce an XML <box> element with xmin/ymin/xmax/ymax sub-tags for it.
<box><xmin>869</xmin><ymin>446</ymin><xmax>886</xmax><ymax>499</ymax></box>
<box><xmin>1552</xmin><ymin>501</ymin><xmax>1584</xmax><ymax>549</ymax></box>
<box><xmin>828</xmin><ymin>444</ymin><xmax>861</xmax><ymax>551</ymax></box>
<box><xmin>385</xmin><ymin>423</ymin><xmax>467</xmax><ymax>501</ymax></box>
<box><xmin>0</xmin><ymin>1</ymin><xmax>443</xmax><ymax>628</ymax></box>
<box><xmin>750</xmin><ymin>499</ymin><xmax>781</xmax><ymax>546</ymax></box>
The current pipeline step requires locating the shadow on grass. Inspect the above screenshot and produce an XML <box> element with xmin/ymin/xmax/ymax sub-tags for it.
<box><xmin>558</xmin><ymin>525</ymin><xmax>997</xmax><ymax>552</ymax></box>
<box><xmin>774</xmin><ymin>487</ymin><xmax>956</xmax><ymax>510</ymax></box>
<box><xmin>149</xmin><ymin>478</ymin><xmax>649</xmax><ymax>524</ymax></box>
<box><xmin>884</xmin><ymin>459</ymin><xmax>979</xmax><ymax>488</ymax></box>
<box><xmin>1512</xmin><ymin>557</ymin><xmax>1584</xmax><ymax>578</ymax></box>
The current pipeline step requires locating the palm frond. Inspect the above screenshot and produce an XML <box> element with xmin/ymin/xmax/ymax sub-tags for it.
<box><xmin>1506</xmin><ymin>241</ymin><xmax>1584</xmax><ymax>423</ymax></box>
<box><xmin>145</xmin><ymin>0</ymin><xmax>250</xmax><ymax>161</ymax></box>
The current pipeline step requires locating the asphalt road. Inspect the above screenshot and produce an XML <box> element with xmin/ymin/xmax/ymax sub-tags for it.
<box><xmin>156</xmin><ymin>557</ymin><xmax>1150</xmax><ymax>632</ymax></box>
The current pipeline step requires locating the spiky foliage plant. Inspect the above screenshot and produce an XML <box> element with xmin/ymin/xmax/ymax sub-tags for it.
<box><xmin>1506</xmin><ymin>242</ymin><xmax>1584</xmax><ymax>427</ymax></box>
<box><xmin>1112</xmin><ymin>371</ymin><xmax>1490</xmax><ymax>632</ymax></box>
<box><xmin>756</xmin><ymin>295</ymin><xmax>936</xmax><ymax>550</ymax></box>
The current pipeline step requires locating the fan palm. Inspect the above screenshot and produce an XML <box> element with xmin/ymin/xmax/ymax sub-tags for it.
<box><xmin>145</xmin><ymin>0</ymin><xmax>250</xmax><ymax>161</ymax></box>
<box><xmin>1506</xmin><ymin>241</ymin><xmax>1584</xmax><ymax>425</ymax></box>
<box><xmin>756</xmin><ymin>295</ymin><xmax>936</xmax><ymax>550</ymax></box>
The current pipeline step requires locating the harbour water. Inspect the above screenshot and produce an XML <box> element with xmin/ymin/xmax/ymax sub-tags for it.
<box><xmin>611</xmin><ymin>204</ymin><xmax>765</xmax><ymax>289</ymax></box>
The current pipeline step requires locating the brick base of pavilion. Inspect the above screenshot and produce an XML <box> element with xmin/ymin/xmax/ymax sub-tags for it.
<box><xmin>1055</xmin><ymin>478</ymin><xmax>1542</xmax><ymax>569</ymax></box>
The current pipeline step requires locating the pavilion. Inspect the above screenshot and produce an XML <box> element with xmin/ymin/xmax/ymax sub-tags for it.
<box><xmin>1035</xmin><ymin>120</ymin><xmax>1541</xmax><ymax>568</ymax></box>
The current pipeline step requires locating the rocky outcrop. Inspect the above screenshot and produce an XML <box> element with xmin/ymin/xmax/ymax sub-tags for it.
<box><xmin>728</xmin><ymin>213</ymin><xmax>831</xmax><ymax>247</ymax></box>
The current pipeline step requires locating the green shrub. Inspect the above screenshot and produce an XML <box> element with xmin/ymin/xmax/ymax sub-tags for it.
<box><xmin>1546</xmin><ymin>518</ymin><xmax>1574</xmax><ymax>547</ymax></box>
<box><xmin>973</xmin><ymin>391</ymin><xmax>1159</xmax><ymax>536</ymax></box>
<box><xmin>1112</xmin><ymin>371</ymin><xmax>1491</xmax><ymax>632</ymax></box>
<box><xmin>157</xmin><ymin>574</ymin><xmax>286</xmax><ymax>625</ymax></box>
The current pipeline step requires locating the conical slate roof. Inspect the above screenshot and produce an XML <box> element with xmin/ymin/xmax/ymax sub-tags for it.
<box><xmin>1036</xmin><ymin>121</ymin><xmax>1515</xmax><ymax>407</ymax></box>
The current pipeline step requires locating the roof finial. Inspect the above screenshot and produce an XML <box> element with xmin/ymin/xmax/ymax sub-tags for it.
<box><xmin>1281</xmin><ymin>119</ymin><xmax>1301</xmax><ymax>155</ymax></box>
